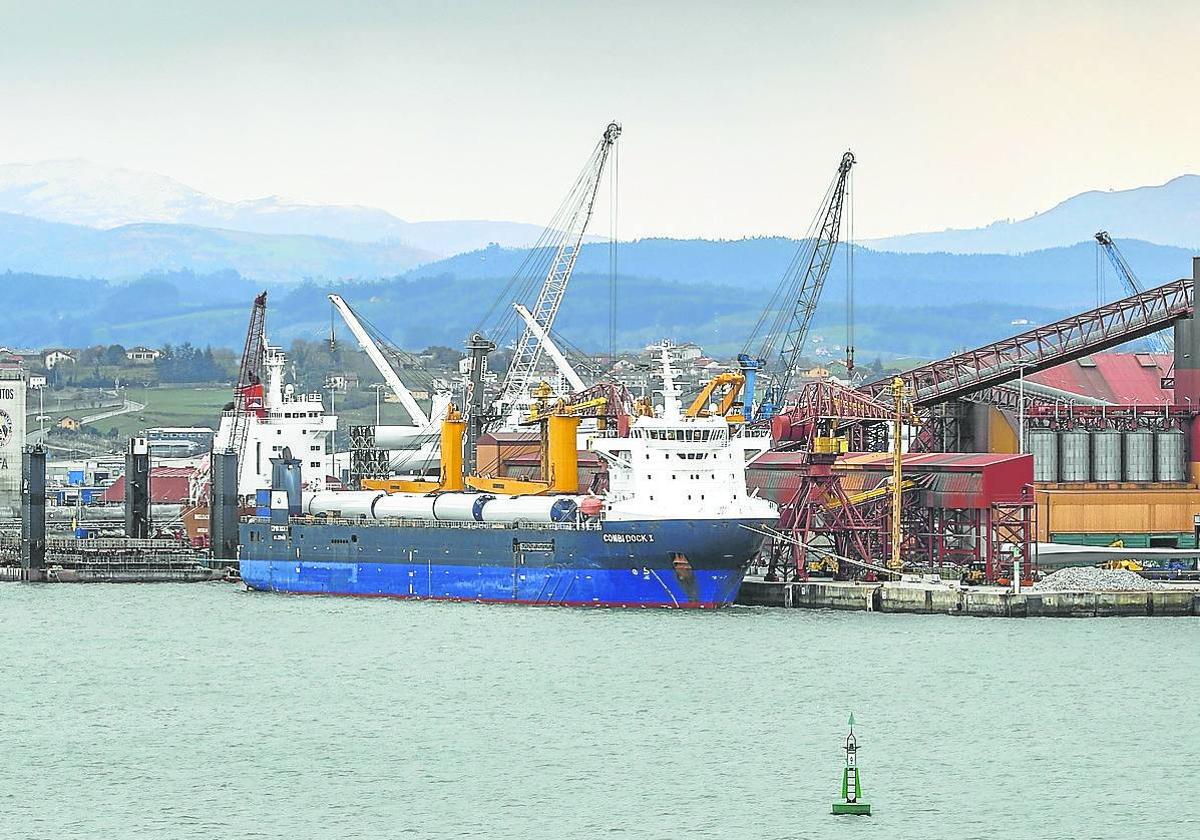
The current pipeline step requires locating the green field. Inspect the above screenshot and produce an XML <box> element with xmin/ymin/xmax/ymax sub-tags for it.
<box><xmin>92</xmin><ymin>385</ymin><xmax>406</xmax><ymax>441</ymax></box>
<box><xmin>99</xmin><ymin>387</ymin><xmax>232</xmax><ymax>439</ymax></box>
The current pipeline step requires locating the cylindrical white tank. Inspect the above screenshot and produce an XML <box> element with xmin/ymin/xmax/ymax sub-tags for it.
<box><xmin>372</xmin><ymin>425</ymin><xmax>430</xmax><ymax>450</ymax></box>
<box><xmin>1028</xmin><ymin>430</ymin><xmax>1059</xmax><ymax>482</ymax></box>
<box><xmin>480</xmin><ymin>496</ymin><xmax>580</xmax><ymax>524</ymax></box>
<box><xmin>431</xmin><ymin>493</ymin><xmax>494</xmax><ymax>522</ymax></box>
<box><xmin>1155</xmin><ymin>429</ymin><xmax>1187</xmax><ymax>482</ymax></box>
<box><xmin>1091</xmin><ymin>430</ymin><xmax>1122</xmax><ymax>482</ymax></box>
<box><xmin>1124</xmin><ymin>429</ymin><xmax>1155</xmax><ymax>482</ymax></box>
<box><xmin>1059</xmin><ymin>430</ymin><xmax>1090</xmax><ymax>482</ymax></box>
<box><xmin>305</xmin><ymin>491</ymin><xmax>383</xmax><ymax>518</ymax></box>
<box><xmin>372</xmin><ymin>493</ymin><xmax>438</xmax><ymax>520</ymax></box>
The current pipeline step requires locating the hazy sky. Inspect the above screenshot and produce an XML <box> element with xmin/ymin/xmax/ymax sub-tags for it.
<box><xmin>2</xmin><ymin>0</ymin><xmax>1198</xmax><ymax>239</ymax></box>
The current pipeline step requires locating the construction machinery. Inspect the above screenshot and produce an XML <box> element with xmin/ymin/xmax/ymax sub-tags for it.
<box><xmin>740</xmin><ymin>150</ymin><xmax>856</xmax><ymax>422</ymax></box>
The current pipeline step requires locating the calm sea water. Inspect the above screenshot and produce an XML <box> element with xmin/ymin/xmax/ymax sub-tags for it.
<box><xmin>1</xmin><ymin>583</ymin><xmax>1197</xmax><ymax>840</ymax></box>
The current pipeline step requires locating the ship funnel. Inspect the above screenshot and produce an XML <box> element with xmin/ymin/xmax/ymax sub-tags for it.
<box><xmin>270</xmin><ymin>450</ymin><xmax>303</xmax><ymax>516</ymax></box>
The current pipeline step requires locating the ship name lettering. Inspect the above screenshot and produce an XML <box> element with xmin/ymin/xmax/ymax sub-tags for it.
<box><xmin>603</xmin><ymin>533</ymin><xmax>654</xmax><ymax>543</ymax></box>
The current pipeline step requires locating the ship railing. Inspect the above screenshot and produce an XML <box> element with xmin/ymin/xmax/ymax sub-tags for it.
<box><xmin>589</xmin><ymin>427</ymin><xmax>771</xmax><ymax>440</ymax></box>
<box><xmin>250</xmin><ymin>516</ymin><xmax>602</xmax><ymax>532</ymax></box>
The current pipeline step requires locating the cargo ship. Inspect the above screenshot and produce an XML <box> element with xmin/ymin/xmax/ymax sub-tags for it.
<box><xmin>238</xmin><ymin>347</ymin><xmax>777</xmax><ymax>608</ymax></box>
<box><xmin>211</xmin><ymin>337</ymin><xmax>337</xmax><ymax>499</ymax></box>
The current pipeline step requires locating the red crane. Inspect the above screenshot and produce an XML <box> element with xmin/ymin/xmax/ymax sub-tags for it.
<box><xmin>226</xmin><ymin>292</ymin><xmax>268</xmax><ymax>457</ymax></box>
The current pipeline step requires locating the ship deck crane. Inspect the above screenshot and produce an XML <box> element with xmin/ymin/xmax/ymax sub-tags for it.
<box><xmin>489</xmin><ymin>121</ymin><xmax>621</xmax><ymax>426</ymax></box>
<box><xmin>685</xmin><ymin>372</ymin><xmax>746</xmax><ymax>422</ymax></box>
<box><xmin>512</xmin><ymin>303</ymin><xmax>587</xmax><ymax>394</ymax></box>
<box><xmin>1095</xmin><ymin>231</ymin><xmax>1173</xmax><ymax>354</ymax></box>
<box><xmin>328</xmin><ymin>293</ymin><xmax>436</xmax><ymax>428</ymax></box>
<box><xmin>740</xmin><ymin>151</ymin><xmax>856</xmax><ymax>422</ymax></box>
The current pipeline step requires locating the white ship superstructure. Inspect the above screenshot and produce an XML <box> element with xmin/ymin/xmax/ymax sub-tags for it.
<box><xmin>213</xmin><ymin>342</ymin><xmax>337</xmax><ymax>498</ymax></box>
<box><xmin>590</xmin><ymin>344</ymin><xmax>776</xmax><ymax>522</ymax></box>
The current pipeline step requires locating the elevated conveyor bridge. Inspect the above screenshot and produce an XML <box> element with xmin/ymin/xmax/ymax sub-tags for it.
<box><xmin>858</xmin><ymin>277</ymin><xmax>1194</xmax><ymax>407</ymax></box>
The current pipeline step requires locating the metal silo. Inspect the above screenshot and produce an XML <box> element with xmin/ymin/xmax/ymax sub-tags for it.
<box><xmin>1059</xmin><ymin>430</ymin><xmax>1091</xmax><ymax>482</ymax></box>
<box><xmin>1092</xmin><ymin>430</ymin><xmax>1122</xmax><ymax>481</ymax></box>
<box><xmin>1028</xmin><ymin>429</ymin><xmax>1059</xmax><ymax>482</ymax></box>
<box><xmin>1123</xmin><ymin>429</ymin><xmax>1155</xmax><ymax>482</ymax></box>
<box><xmin>1155</xmin><ymin>429</ymin><xmax>1187</xmax><ymax>482</ymax></box>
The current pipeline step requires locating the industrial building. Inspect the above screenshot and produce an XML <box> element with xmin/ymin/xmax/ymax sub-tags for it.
<box><xmin>851</xmin><ymin>256</ymin><xmax>1200</xmax><ymax>555</ymax></box>
<box><xmin>0</xmin><ymin>369</ymin><xmax>27</xmax><ymax>518</ymax></box>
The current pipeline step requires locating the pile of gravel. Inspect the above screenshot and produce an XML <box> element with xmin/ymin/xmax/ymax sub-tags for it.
<box><xmin>1033</xmin><ymin>566</ymin><xmax>1166</xmax><ymax>592</ymax></box>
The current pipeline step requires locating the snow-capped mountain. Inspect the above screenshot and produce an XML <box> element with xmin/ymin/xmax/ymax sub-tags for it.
<box><xmin>0</xmin><ymin>159</ymin><xmax>548</xmax><ymax>255</ymax></box>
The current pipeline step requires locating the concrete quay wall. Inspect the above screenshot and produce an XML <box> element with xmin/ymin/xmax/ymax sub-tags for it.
<box><xmin>738</xmin><ymin>578</ymin><xmax>1200</xmax><ymax>618</ymax></box>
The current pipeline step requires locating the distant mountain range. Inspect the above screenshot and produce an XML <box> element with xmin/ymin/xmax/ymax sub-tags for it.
<box><xmin>1</xmin><ymin>159</ymin><xmax>1198</xmax><ymax>360</ymax></box>
<box><xmin>0</xmin><ymin>211</ymin><xmax>439</xmax><ymax>282</ymax></box>
<box><xmin>411</xmin><ymin>237</ymin><xmax>1198</xmax><ymax>312</ymax></box>
<box><xmin>0</xmin><ymin>159</ymin><xmax>549</xmax><ymax>256</ymax></box>
<box><xmin>4</xmin><ymin>234</ymin><xmax>1193</xmax><ymax>360</ymax></box>
<box><xmin>2</xmin><ymin>159</ymin><xmax>1198</xmax><ymax>283</ymax></box>
<box><xmin>867</xmin><ymin>174</ymin><xmax>1200</xmax><ymax>254</ymax></box>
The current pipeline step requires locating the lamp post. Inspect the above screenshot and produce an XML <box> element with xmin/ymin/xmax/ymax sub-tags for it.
<box><xmin>373</xmin><ymin>383</ymin><xmax>386</xmax><ymax>426</ymax></box>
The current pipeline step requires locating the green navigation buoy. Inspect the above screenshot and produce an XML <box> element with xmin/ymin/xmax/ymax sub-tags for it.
<box><xmin>832</xmin><ymin>713</ymin><xmax>871</xmax><ymax>816</ymax></box>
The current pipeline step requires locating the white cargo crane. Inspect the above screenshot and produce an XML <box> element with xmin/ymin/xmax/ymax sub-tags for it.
<box><xmin>328</xmin><ymin>293</ymin><xmax>433</xmax><ymax>427</ymax></box>
<box><xmin>495</xmin><ymin>121</ymin><xmax>621</xmax><ymax>424</ymax></box>
<box><xmin>512</xmin><ymin>303</ymin><xmax>587</xmax><ymax>394</ymax></box>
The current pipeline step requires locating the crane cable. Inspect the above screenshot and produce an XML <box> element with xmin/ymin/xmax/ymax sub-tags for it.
<box><xmin>845</xmin><ymin>166</ymin><xmax>855</xmax><ymax>376</ymax></box>
<box><xmin>476</xmin><ymin>139</ymin><xmax>611</xmax><ymax>352</ymax></box>
<box><xmin>609</xmin><ymin>140</ymin><xmax>619</xmax><ymax>365</ymax></box>
<box><xmin>741</xmin><ymin>172</ymin><xmax>839</xmax><ymax>362</ymax></box>
<box><xmin>330</xmin><ymin>299</ymin><xmax>440</xmax><ymax>393</ymax></box>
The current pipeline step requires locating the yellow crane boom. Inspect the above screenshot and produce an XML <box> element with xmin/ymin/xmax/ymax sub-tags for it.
<box><xmin>685</xmin><ymin>372</ymin><xmax>746</xmax><ymax>422</ymax></box>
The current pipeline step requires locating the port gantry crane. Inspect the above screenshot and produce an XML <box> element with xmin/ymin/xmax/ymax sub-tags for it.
<box><xmin>1095</xmin><ymin>230</ymin><xmax>1174</xmax><ymax>355</ymax></box>
<box><xmin>489</xmin><ymin>121</ymin><xmax>622</xmax><ymax>428</ymax></box>
<box><xmin>739</xmin><ymin>150</ymin><xmax>856</xmax><ymax>422</ymax></box>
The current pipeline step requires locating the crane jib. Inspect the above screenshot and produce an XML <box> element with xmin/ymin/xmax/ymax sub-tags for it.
<box><xmin>746</xmin><ymin>151</ymin><xmax>855</xmax><ymax>421</ymax></box>
<box><xmin>499</xmin><ymin>122</ymin><xmax>622</xmax><ymax>413</ymax></box>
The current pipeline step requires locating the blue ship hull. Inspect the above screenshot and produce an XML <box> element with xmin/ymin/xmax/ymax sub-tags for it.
<box><xmin>239</xmin><ymin>517</ymin><xmax>770</xmax><ymax>608</ymax></box>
